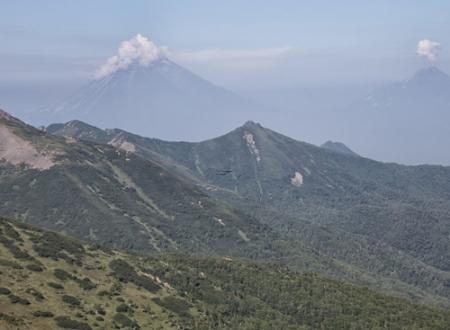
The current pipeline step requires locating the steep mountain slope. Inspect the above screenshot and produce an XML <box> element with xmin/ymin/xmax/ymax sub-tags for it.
<box><xmin>27</xmin><ymin>56</ymin><xmax>260</xmax><ymax>141</ymax></box>
<box><xmin>342</xmin><ymin>66</ymin><xmax>450</xmax><ymax>164</ymax></box>
<box><xmin>1</xmin><ymin>217</ymin><xmax>450</xmax><ymax>330</ymax></box>
<box><xmin>0</xmin><ymin>110</ymin><xmax>320</xmax><ymax>265</ymax></box>
<box><xmin>48</xmin><ymin>119</ymin><xmax>450</xmax><ymax>306</ymax></box>
<box><xmin>6</xmin><ymin>109</ymin><xmax>416</xmax><ymax>301</ymax></box>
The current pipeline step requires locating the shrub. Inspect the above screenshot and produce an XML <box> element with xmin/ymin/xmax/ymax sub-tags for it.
<box><xmin>62</xmin><ymin>295</ymin><xmax>81</xmax><ymax>307</ymax></box>
<box><xmin>0</xmin><ymin>287</ymin><xmax>11</xmax><ymax>295</ymax></box>
<box><xmin>109</xmin><ymin>259</ymin><xmax>160</xmax><ymax>293</ymax></box>
<box><xmin>48</xmin><ymin>282</ymin><xmax>64</xmax><ymax>290</ymax></box>
<box><xmin>0</xmin><ymin>258</ymin><xmax>23</xmax><ymax>269</ymax></box>
<box><xmin>9</xmin><ymin>294</ymin><xmax>30</xmax><ymax>305</ymax></box>
<box><xmin>25</xmin><ymin>288</ymin><xmax>45</xmax><ymax>301</ymax></box>
<box><xmin>54</xmin><ymin>316</ymin><xmax>92</xmax><ymax>330</ymax></box>
<box><xmin>116</xmin><ymin>303</ymin><xmax>130</xmax><ymax>313</ymax></box>
<box><xmin>113</xmin><ymin>313</ymin><xmax>140</xmax><ymax>329</ymax></box>
<box><xmin>152</xmin><ymin>296</ymin><xmax>191</xmax><ymax>318</ymax></box>
<box><xmin>31</xmin><ymin>231</ymin><xmax>85</xmax><ymax>264</ymax></box>
<box><xmin>26</xmin><ymin>264</ymin><xmax>44</xmax><ymax>272</ymax></box>
<box><xmin>54</xmin><ymin>268</ymin><xmax>74</xmax><ymax>281</ymax></box>
<box><xmin>97</xmin><ymin>290</ymin><xmax>109</xmax><ymax>297</ymax></box>
<box><xmin>33</xmin><ymin>311</ymin><xmax>54</xmax><ymax>318</ymax></box>
<box><xmin>77</xmin><ymin>277</ymin><xmax>97</xmax><ymax>290</ymax></box>
<box><xmin>0</xmin><ymin>235</ymin><xmax>33</xmax><ymax>260</ymax></box>
<box><xmin>97</xmin><ymin>308</ymin><xmax>106</xmax><ymax>316</ymax></box>
<box><xmin>3</xmin><ymin>223</ymin><xmax>22</xmax><ymax>241</ymax></box>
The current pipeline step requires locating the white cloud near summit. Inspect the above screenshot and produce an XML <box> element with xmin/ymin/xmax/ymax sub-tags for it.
<box><xmin>95</xmin><ymin>34</ymin><xmax>168</xmax><ymax>79</ymax></box>
<box><xmin>417</xmin><ymin>39</ymin><xmax>441</xmax><ymax>63</ymax></box>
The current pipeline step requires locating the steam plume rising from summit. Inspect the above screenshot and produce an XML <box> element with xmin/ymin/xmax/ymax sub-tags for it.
<box><xmin>417</xmin><ymin>39</ymin><xmax>441</xmax><ymax>63</ymax></box>
<box><xmin>95</xmin><ymin>34</ymin><xmax>168</xmax><ymax>79</ymax></box>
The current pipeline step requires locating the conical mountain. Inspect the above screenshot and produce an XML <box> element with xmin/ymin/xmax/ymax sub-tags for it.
<box><xmin>29</xmin><ymin>57</ymin><xmax>260</xmax><ymax>141</ymax></box>
<box><xmin>362</xmin><ymin>66</ymin><xmax>450</xmax><ymax>111</ymax></box>
<box><xmin>342</xmin><ymin>67</ymin><xmax>450</xmax><ymax>164</ymax></box>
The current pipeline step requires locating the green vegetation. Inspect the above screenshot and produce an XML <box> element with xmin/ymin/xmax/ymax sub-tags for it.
<box><xmin>1</xmin><ymin>217</ymin><xmax>449</xmax><ymax>329</ymax></box>
<box><xmin>54</xmin><ymin>316</ymin><xmax>92</xmax><ymax>330</ymax></box>
<box><xmin>33</xmin><ymin>310</ymin><xmax>54</xmax><ymax>318</ymax></box>
<box><xmin>61</xmin><ymin>294</ymin><xmax>81</xmax><ymax>307</ymax></box>
<box><xmin>2</xmin><ymin>110</ymin><xmax>450</xmax><ymax>326</ymax></box>
<box><xmin>47</xmin><ymin>282</ymin><xmax>64</xmax><ymax>290</ymax></box>
<box><xmin>43</xmin><ymin>117</ymin><xmax>450</xmax><ymax>307</ymax></box>
<box><xmin>109</xmin><ymin>258</ymin><xmax>160</xmax><ymax>293</ymax></box>
<box><xmin>113</xmin><ymin>313</ymin><xmax>140</xmax><ymax>329</ymax></box>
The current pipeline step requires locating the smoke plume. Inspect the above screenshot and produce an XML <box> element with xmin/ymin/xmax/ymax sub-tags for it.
<box><xmin>95</xmin><ymin>34</ymin><xmax>168</xmax><ymax>79</ymax></box>
<box><xmin>417</xmin><ymin>39</ymin><xmax>441</xmax><ymax>63</ymax></box>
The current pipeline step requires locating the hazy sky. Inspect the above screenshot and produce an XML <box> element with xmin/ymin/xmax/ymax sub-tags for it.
<box><xmin>2</xmin><ymin>1</ymin><xmax>450</xmax><ymax>165</ymax></box>
<box><xmin>1</xmin><ymin>0</ymin><xmax>450</xmax><ymax>88</ymax></box>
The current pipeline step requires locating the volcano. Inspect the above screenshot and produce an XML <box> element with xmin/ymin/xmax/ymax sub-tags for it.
<box><xmin>341</xmin><ymin>66</ymin><xmax>450</xmax><ymax>164</ymax></box>
<box><xmin>29</xmin><ymin>37</ymin><xmax>259</xmax><ymax>141</ymax></box>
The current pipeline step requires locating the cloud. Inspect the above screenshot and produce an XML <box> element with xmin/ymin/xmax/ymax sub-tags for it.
<box><xmin>95</xmin><ymin>34</ymin><xmax>168</xmax><ymax>79</ymax></box>
<box><xmin>417</xmin><ymin>39</ymin><xmax>441</xmax><ymax>63</ymax></box>
<box><xmin>175</xmin><ymin>47</ymin><xmax>300</xmax><ymax>64</ymax></box>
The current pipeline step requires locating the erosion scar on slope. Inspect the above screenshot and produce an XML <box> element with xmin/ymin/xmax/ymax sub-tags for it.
<box><xmin>0</xmin><ymin>125</ymin><xmax>55</xmax><ymax>170</ymax></box>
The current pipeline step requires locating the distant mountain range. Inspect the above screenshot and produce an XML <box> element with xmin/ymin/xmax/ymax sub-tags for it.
<box><xmin>27</xmin><ymin>58</ymin><xmax>261</xmax><ymax>141</ymax></box>
<box><xmin>18</xmin><ymin>59</ymin><xmax>450</xmax><ymax>165</ymax></box>
<box><xmin>342</xmin><ymin>66</ymin><xmax>450</xmax><ymax>164</ymax></box>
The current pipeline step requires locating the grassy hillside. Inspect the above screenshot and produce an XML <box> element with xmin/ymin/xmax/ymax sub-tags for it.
<box><xmin>1</xmin><ymin>217</ymin><xmax>450</xmax><ymax>330</ymax></box>
<box><xmin>47</xmin><ymin>119</ymin><xmax>450</xmax><ymax>307</ymax></box>
<box><xmin>3</xmin><ymin>110</ymin><xmax>390</xmax><ymax>299</ymax></box>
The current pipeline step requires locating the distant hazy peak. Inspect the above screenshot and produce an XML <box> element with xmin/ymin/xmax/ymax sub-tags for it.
<box><xmin>408</xmin><ymin>66</ymin><xmax>450</xmax><ymax>84</ymax></box>
<box><xmin>321</xmin><ymin>140</ymin><xmax>359</xmax><ymax>157</ymax></box>
<box><xmin>413</xmin><ymin>66</ymin><xmax>447</xmax><ymax>77</ymax></box>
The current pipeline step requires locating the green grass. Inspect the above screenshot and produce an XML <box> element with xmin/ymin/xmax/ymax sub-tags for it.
<box><xmin>1</xmin><ymin>217</ymin><xmax>450</xmax><ymax>329</ymax></box>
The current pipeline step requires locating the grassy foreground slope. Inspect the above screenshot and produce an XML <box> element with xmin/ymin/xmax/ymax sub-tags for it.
<box><xmin>1</xmin><ymin>217</ymin><xmax>449</xmax><ymax>330</ymax></box>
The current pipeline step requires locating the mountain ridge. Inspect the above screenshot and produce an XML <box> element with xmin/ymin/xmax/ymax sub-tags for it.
<box><xmin>46</xmin><ymin>116</ymin><xmax>450</xmax><ymax>306</ymax></box>
<box><xmin>320</xmin><ymin>140</ymin><xmax>359</xmax><ymax>157</ymax></box>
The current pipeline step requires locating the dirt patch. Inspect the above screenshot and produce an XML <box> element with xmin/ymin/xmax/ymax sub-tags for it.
<box><xmin>108</xmin><ymin>134</ymin><xmax>136</xmax><ymax>153</ymax></box>
<box><xmin>0</xmin><ymin>125</ymin><xmax>55</xmax><ymax>170</ymax></box>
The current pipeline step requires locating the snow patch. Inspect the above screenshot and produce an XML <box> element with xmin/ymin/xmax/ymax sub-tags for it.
<box><xmin>243</xmin><ymin>132</ymin><xmax>261</xmax><ymax>162</ymax></box>
<box><xmin>291</xmin><ymin>171</ymin><xmax>303</xmax><ymax>187</ymax></box>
